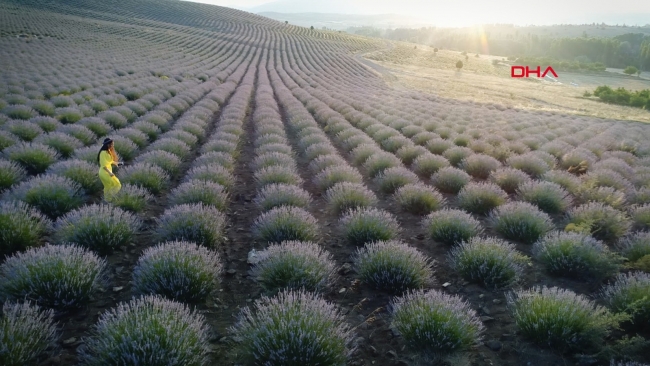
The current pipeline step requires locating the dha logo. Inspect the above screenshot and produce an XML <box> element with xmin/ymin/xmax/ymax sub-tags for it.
<box><xmin>511</xmin><ymin>66</ymin><xmax>558</xmax><ymax>78</ymax></box>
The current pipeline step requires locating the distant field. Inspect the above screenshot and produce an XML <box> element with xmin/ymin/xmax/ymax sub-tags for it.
<box><xmin>364</xmin><ymin>45</ymin><xmax>650</xmax><ymax>122</ymax></box>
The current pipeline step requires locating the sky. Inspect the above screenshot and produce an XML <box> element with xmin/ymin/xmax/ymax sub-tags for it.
<box><xmin>184</xmin><ymin>0</ymin><xmax>650</xmax><ymax>27</ymax></box>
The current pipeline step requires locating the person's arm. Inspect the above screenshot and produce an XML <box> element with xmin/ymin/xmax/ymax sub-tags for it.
<box><xmin>103</xmin><ymin>166</ymin><xmax>115</xmax><ymax>177</ymax></box>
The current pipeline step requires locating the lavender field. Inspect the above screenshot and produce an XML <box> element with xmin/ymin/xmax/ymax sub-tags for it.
<box><xmin>1</xmin><ymin>0</ymin><xmax>649</xmax><ymax>365</ymax></box>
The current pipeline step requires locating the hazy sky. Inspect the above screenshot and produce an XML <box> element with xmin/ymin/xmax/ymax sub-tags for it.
<box><xmin>185</xmin><ymin>0</ymin><xmax>650</xmax><ymax>26</ymax></box>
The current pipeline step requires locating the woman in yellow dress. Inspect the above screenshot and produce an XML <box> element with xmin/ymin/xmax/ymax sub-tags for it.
<box><xmin>97</xmin><ymin>138</ymin><xmax>121</xmax><ymax>202</ymax></box>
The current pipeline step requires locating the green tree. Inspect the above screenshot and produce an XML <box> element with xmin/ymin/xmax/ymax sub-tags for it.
<box><xmin>624</xmin><ymin>65</ymin><xmax>638</xmax><ymax>75</ymax></box>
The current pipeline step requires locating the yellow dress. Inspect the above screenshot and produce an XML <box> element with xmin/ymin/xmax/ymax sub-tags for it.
<box><xmin>98</xmin><ymin>151</ymin><xmax>121</xmax><ymax>202</ymax></box>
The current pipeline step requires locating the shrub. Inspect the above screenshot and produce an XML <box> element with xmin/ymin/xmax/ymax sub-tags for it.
<box><xmin>489</xmin><ymin>167</ymin><xmax>531</xmax><ymax>194</ymax></box>
<box><xmin>431</xmin><ymin>166</ymin><xmax>471</xmax><ymax>194</ymax></box>
<box><xmin>147</xmin><ymin>138</ymin><xmax>191</xmax><ymax>160</ymax></box>
<box><xmin>308</xmin><ymin>154</ymin><xmax>347</xmax><ymax>173</ymax></box>
<box><xmin>252</xmin><ymin>241</ymin><xmax>336</xmax><ymax>293</ymax></box>
<box><xmin>567</xmin><ymin>203</ymin><xmax>631</xmax><ymax>243</ymax></box>
<box><xmin>133</xmin><ymin>241</ymin><xmax>222</xmax><ymax>302</ymax></box>
<box><xmin>252</xmin><ymin>151</ymin><xmax>295</xmax><ymax>171</ymax></box>
<box><xmin>458</xmin><ymin>182</ymin><xmax>508</xmax><ymax>215</ymax></box>
<box><xmin>254</xmin><ymin>165</ymin><xmax>302</xmax><ymax>188</ymax></box>
<box><xmin>115</xmin><ymin>128</ymin><xmax>149</xmax><ymax>149</ymax></box>
<box><xmin>155</xmin><ymin>203</ymin><xmax>226</xmax><ymax>248</ymax></box>
<box><xmin>507</xmin><ymin>154</ymin><xmax>551</xmax><ymax>178</ymax></box>
<box><xmin>422</xmin><ymin>209</ymin><xmax>482</xmax><ymax>245</ymax></box>
<box><xmin>4</xmin><ymin>175</ymin><xmax>84</xmax><ymax>218</ymax></box>
<box><xmin>304</xmin><ymin>142</ymin><xmax>335</xmax><ymax>161</ymax></box>
<box><xmin>165</xmin><ymin>130</ymin><xmax>199</xmax><ymax>148</ymax></box>
<box><xmin>0</xmin><ymin>131</ymin><xmax>18</xmax><ymax>151</ymax></box>
<box><xmin>0</xmin><ymin>159</ymin><xmax>26</xmax><ymax>191</ymax></box>
<box><xmin>135</xmin><ymin>150</ymin><xmax>182</xmax><ymax>177</ymax></box>
<box><xmin>394</xmin><ymin>183</ymin><xmax>445</xmax><ymax>215</ymax></box>
<box><xmin>119</xmin><ymin>163</ymin><xmax>169</xmax><ymax>194</ymax></box>
<box><xmin>46</xmin><ymin>159</ymin><xmax>102</xmax><ymax>194</ymax></box>
<box><xmin>193</xmin><ymin>151</ymin><xmax>234</xmax><ymax>171</ymax></box>
<box><xmin>574</xmin><ymin>184</ymin><xmax>627</xmax><ymax>208</ymax></box>
<box><xmin>560</xmin><ymin>148</ymin><xmax>598</xmax><ymax>172</ymax></box>
<box><xmin>490</xmin><ymin>202</ymin><xmax>552</xmax><ymax>244</ymax></box>
<box><xmin>75</xmin><ymin>117</ymin><xmax>113</xmax><ymax>137</ymax></box>
<box><xmin>325</xmin><ymin>182</ymin><xmax>377</xmax><ymax>215</ymax></box>
<box><xmin>78</xmin><ymin>295</ymin><xmax>210</xmax><ymax>366</ymax></box>
<box><xmin>583</xmin><ymin>169</ymin><xmax>634</xmax><ymax>193</ymax></box>
<box><xmin>0</xmin><ymin>201</ymin><xmax>51</xmax><ymax>257</ymax></box>
<box><xmin>391</xmin><ymin>289</ymin><xmax>484</xmax><ymax>355</ymax></box>
<box><xmin>257</xmin><ymin>143</ymin><xmax>292</xmax><ymax>156</ymax></box>
<box><xmin>253</xmin><ymin>206</ymin><xmax>319</xmax><ymax>243</ymax></box>
<box><xmin>507</xmin><ymin>286</ymin><xmax>619</xmax><ymax>350</ymax></box>
<box><xmin>3</xmin><ymin>142</ymin><xmax>59</xmax><ymax>174</ymax></box>
<box><xmin>229</xmin><ymin>290</ymin><xmax>353</xmax><ymax>365</ymax></box>
<box><xmin>355</xmin><ymin>240</ymin><xmax>433</xmax><ymax>293</ymax></box>
<box><xmin>55</xmin><ymin>107</ymin><xmax>84</xmax><ymax>124</ymax></box>
<box><xmin>449</xmin><ymin>237</ymin><xmax>528</xmax><ymax>288</ymax></box>
<box><xmin>0</xmin><ymin>301</ymin><xmax>58</xmax><ymax>366</ymax></box>
<box><xmin>363</xmin><ymin>152</ymin><xmax>402</xmax><ymax>177</ymax></box>
<box><xmin>443</xmin><ymin>146</ymin><xmax>473</xmax><ymax>167</ymax></box>
<box><xmin>374</xmin><ymin>166</ymin><xmax>419</xmax><ymax>194</ymax></box>
<box><xmin>4</xmin><ymin>120</ymin><xmax>44</xmax><ymax>141</ymax></box>
<box><xmin>618</xmin><ymin>232</ymin><xmax>650</xmax><ymax>262</ymax></box>
<box><xmin>254</xmin><ymin>183</ymin><xmax>311</xmax><ymax>212</ymax></box>
<box><xmin>110</xmin><ymin>135</ymin><xmax>138</xmax><ymax>161</ymax></box>
<box><xmin>168</xmin><ymin>180</ymin><xmax>228</xmax><ymax>211</ymax></box>
<box><xmin>2</xmin><ymin>105</ymin><xmax>36</xmax><ymax>120</ymax></box>
<box><xmin>426</xmin><ymin>138</ymin><xmax>454</xmax><ymax>154</ymax></box>
<box><xmin>54</xmin><ymin>204</ymin><xmax>141</xmax><ymax>254</ymax></box>
<box><xmin>533</xmin><ymin>232</ymin><xmax>621</xmax><ymax>280</ymax></box>
<box><xmin>50</xmin><ymin>95</ymin><xmax>75</xmax><ymax>108</ymax></box>
<box><xmin>461</xmin><ymin>154</ymin><xmax>501</xmax><ymax>179</ymax></box>
<box><xmin>34</xmin><ymin>132</ymin><xmax>83</xmax><ymax>158</ymax></box>
<box><xmin>631</xmin><ymin>204</ymin><xmax>650</xmax><ymax>229</ymax></box>
<box><xmin>29</xmin><ymin>100</ymin><xmax>56</xmax><ymax>116</ymax></box>
<box><xmin>30</xmin><ymin>116</ymin><xmax>61</xmax><ymax>132</ymax></box>
<box><xmin>518</xmin><ymin>180</ymin><xmax>572</xmax><ymax>214</ymax></box>
<box><xmin>0</xmin><ymin>244</ymin><xmax>106</xmax><ymax>309</ymax></box>
<box><xmin>411</xmin><ymin>153</ymin><xmax>451</xmax><ymax>177</ymax></box>
<box><xmin>184</xmin><ymin>164</ymin><xmax>235</xmax><ymax>190</ymax></box>
<box><xmin>351</xmin><ymin>143</ymin><xmax>380</xmax><ymax>165</ymax></box>
<box><xmin>109</xmin><ymin>183</ymin><xmax>151</xmax><ymax>212</ymax></box>
<box><xmin>131</xmin><ymin>120</ymin><xmax>160</xmax><ymax>140</ymax></box>
<box><xmin>600</xmin><ymin>272</ymin><xmax>650</xmax><ymax>326</ymax></box>
<box><xmin>340</xmin><ymin>207</ymin><xmax>400</xmax><ymax>246</ymax></box>
<box><xmin>542</xmin><ymin>170</ymin><xmax>582</xmax><ymax>194</ymax></box>
<box><xmin>313</xmin><ymin>165</ymin><xmax>363</xmax><ymax>191</ymax></box>
<box><xmin>58</xmin><ymin>124</ymin><xmax>97</xmax><ymax>146</ymax></box>
<box><xmin>396</xmin><ymin>145</ymin><xmax>428</xmax><ymax>165</ymax></box>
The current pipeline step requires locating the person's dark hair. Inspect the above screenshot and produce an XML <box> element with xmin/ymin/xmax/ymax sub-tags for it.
<box><xmin>97</xmin><ymin>138</ymin><xmax>113</xmax><ymax>165</ymax></box>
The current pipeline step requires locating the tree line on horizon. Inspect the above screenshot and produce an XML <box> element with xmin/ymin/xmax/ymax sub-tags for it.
<box><xmin>351</xmin><ymin>26</ymin><xmax>650</xmax><ymax>71</ymax></box>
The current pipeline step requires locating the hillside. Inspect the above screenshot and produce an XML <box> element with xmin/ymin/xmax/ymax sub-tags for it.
<box><xmin>1</xmin><ymin>1</ymin><xmax>650</xmax><ymax>366</ymax></box>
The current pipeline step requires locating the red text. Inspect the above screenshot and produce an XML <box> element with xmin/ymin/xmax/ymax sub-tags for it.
<box><xmin>511</xmin><ymin>66</ymin><xmax>558</xmax><ymax>78</ymax></box>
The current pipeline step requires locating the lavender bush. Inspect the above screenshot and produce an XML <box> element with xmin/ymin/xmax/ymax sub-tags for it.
<box><xmin>507</xmin><ymin>286</ymin><xmax>619</xmax><ymax>350</ymax></box>
<box><xmin>54</xmin><ymin>204</ymin><xmax>142</xmax><ymax>254</ymax></box>
<box><xmin>78</xmin><ymin>295</ymin><xmax>210</xmax><ymax>366</ymax></box>
<box><xmin>354</xmin><ymin>240</ymin><xmax>433</xmax><ymax>293</ymax></box>
<box><xmin>3</xmin><ymin>174</ymin><xmax>84</xmax><ymax>218</ymax></box>
<box><xmin>490</xmin><ymin>202</ymin><xmax>553</xmax><ymax>244</ymax></box>
<box><xmin>253</xmin><ymin>206</ymin><xmax>319</xmax><ymax>243</ymax></box>
<box><xmin>533</xmin><ymin>232</ymin><xmax>621</xmax><ymax>280</ymax></box>
<box><xmin>155</xmin><ymin>203</ymin><xmax>226</xmax><ymax>248</ymax></box>
<box><xmin>133</xmin><ymin>241</ymin><xmax>222</xmax><ymax>302</ymax></box>
<box><xmin>229</xmin><ymin>290</ymin><xmax>353</xmax><ymax>365</ymax></box>
<box><xmin>325</xmin><ymin>182</ymin><xmax>377</xmax><ymax>215</ymax></box>
<box><xmin>600</xmin><ymin>272</ymin><xmax>650</xmax><ymax>326</ymax></box>
<box><xmin>252</xmin><ymin>241</ymin><xmax>336</xmax><ymax>293</ymax></box>
<box><xmin>340</xmin><ymin>207</ymin><xmax>400</xmax><ymax>246</ymax></box>
<box><xmin>449</xmin><ymin>237</ymin><xmax>529</xmax><ymax>288</ymax></box>
<box><xmin>0</xmin><ymin>244</ymin><xmax>106</xmax><ymax>309</ymax></box>
<box><xmin>457</xmin><ymin>182</ymin><xmax>508</xmax><ymax>215</ymax></box>
<box><xmin>168</xmin><ymin>180</ymin><xmax>229</xmax><ymax>211</ymax></box>
<box><xmin>255</xmin><ymin>183</ymin><xmax>311</xmax><ymax>211</ymax></box>
<box><xmin>391</xmin><ymin>289</ymin><xmax>484</xmax><ymax>355</ymax></box>
<box><xmin>394</xmin><ymin>183</ymin><xmax>446</xmax><ymax>215</ymax></box>
<box><xmin>0</xmin><ymin>301</ymin><xmax>58</xmax><ymax>366</ymax></box>
<box><xmin>422</xmin><ymin>209</ymin><xmax>483</xmax><ymax>245</ymax></box>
